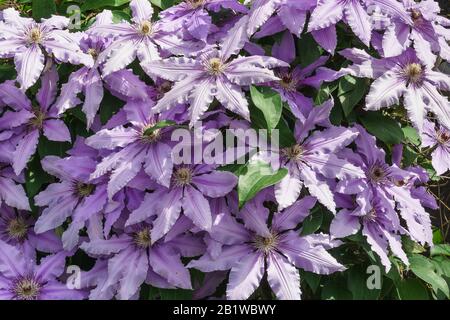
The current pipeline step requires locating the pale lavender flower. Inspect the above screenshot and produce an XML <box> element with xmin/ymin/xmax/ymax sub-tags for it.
<box><xmin>247</xmin><ymin>0</ymin><xmax>316</xmax><ymax>38</ymax></box>
<box><xmin>0</xmin><ymin>67</ymin><xmax>71</xmax><ymax>176</ymax></box>
<box><xmin>159</xmin><ymin>0</ymin><xmax>247</xmax><ymax>41</ymax></box>
<box><xmin>89</xmin><ymin>0</ymin><xmax>202</xmax><ymax>77</ymax></box>
<box><xmin>379</xmin><ymin>0</ymin><xmax>450</xmax><ymax>66</ymax></box>
<box><xmin>273</xmin><ymin>103</ymin><xmax>364</xmax><ymax>211</ymax></box>
<box><xmin>80</xmin><ymin>222</ymin><xmax>205</xmax><ymax>300</ymax></box>
<box><xmin>54</xmin><ymin>35</ymin><xmax>152</xmax><ymax>128</ymax></box>
<box><xmin>126</xmin><ymin>164</ymin><xmax>237</xmax><ymax>243</ymax></box>
<box><xmin>307</xmin><ymin>0</ymin><xmax>408</xmax><ymax>53</ymax></box>
<box><xmin>85</xmin><ymin>101</ymin><xmax>183</xmax><ymax>198</ymax></box>
<box><xmin>0</xmin><ymin>164</ymin><xmax>29</xmax><ymax>210</ymax></box>
<box><xmin>0</xmin><ymin>8</ymin><xmax>89</xmax><ymax>90</ymax></box>
<box><xmin>188</xmin><ymin>194</ymin><xmax>345</xmax><ymax>300</ymax></box>
<box><xmin>341</xmin><ymin>47</ymin><xmax>450</xmax><ymax>132</ymax></box>
<box><xmin>420</xmin><ymin>120</ymin><xmax>450</xmax><ymax>175</ymax></box>
<box><xmin>336</xmin><ymin>125</ymin><xmax>434</xmax><ymax>245</ymax></box>
<box><xmin>0</xmin><ymin>240</ymin><xmax>86</xmax><ymax>300</ymax></box>
<box><xmin>143</xmin><ymin>16</ymin><xmax>288</xmax><ymax>126</ymax></box>
<box><xmin>330</xmin><ymin>189</ymin><xmax>408</xmax><ymax>271</ymax></box>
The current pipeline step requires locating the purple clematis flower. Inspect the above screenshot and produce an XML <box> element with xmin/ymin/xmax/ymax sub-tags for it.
<box><xmin>268</xmin><ymin>31</ymin><xmax>345</xmax><ymax>120</ymax></box>
<box><xmin>188</xmin><ymin>194</ymin><xmax>345</xmax><ymax>300</ymax></box>
<box><xmin>272</xmin><ymin>103</ymin><xmax>364</xmax><ymax>211</ymax></box>
<box><xmin>0</xmin><ymin>67</ymin><xmax>71</xmax><ymax>176</ymax></box>
<box><xmin>341</xmin><ymin>47</ymin><xmax>450</xmax><ymax>132</ymax></box>
<box><xmin>80</xmin><ymin>222</ymin><xmax>205</xmax><ymax>300</ymax></box>
<box><xmin>379</xmin><ymin>0</ymin><xmax>450</xmax><ymax>66</ymax></box>
<box><xmin>336</xmin><ymin>125</ymin><xmax>434</xmax><ymax>245</ymax></box>
<box><xmin>246</xmin><ymin>0</ymin><xmax>316</xmax><ymax>38</ymax></box>
<box><xmin>0</xmin><ymin>240</ymin><xmax>86</xmax><ymax>300</ymax></box>
<box><xmin>420</xmin><ymin>120</ymin><xmax>450</xmax><ymax>175</ymax></box>
<box><xmin>308</xmin><ymin>0</ymin><xmax>373</xmax><ymax>48</ymax></box>
<box><xmin>0</xmin><ymin>8</ymin><xmax>88</xmax><ymax>91</ymax></box>
<box><xmin>159</xmin><ymin>0</ymin><xmax>247</xmax><ymax>42</ymax></box>
<box><xmin>126</xmin><ymin>164</ymin><xmax>237</xmax><ymax>243</ymax></box>
<box><xmin>85</xmin><ymin>101</ymin><xmax>182</xmax><ymax>198</ymax></box>
<box><xmin>143</xmin><ymin>16</ymin><xmax>288</xmax><ymax>126</ymax></box>
<box><xmin>330</xmin><ymin>189</ymin><xmax>408</xmax><ymax>271</ymax></box>
<box><xmin>54</xmin><ymin>35</ymin><xmax>152</xmax><ymax>128</ymax></box>
<box><xmin>0</xmin><ymin>164</ymin><xmax>29</xmax><ymax>210</ymax></box>
<box><xmin>0</xmin><ymin>204</ymin><xmax>62</xmax><ymax>259</ymax></box>
<box><xmin>89</xmin><ymin>0</ymin><xmax>202</xmax><ymax>77</ymax></box>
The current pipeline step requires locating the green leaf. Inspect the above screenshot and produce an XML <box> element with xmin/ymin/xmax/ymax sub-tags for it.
<box><xmin>359</xmin><ymin>111</ymin><xmax>405</xmax><ymax>145</ymax></box>
<box><xmin>143</xmin><ymin>120</ymin><xmax>177</xmax><ymax>136</ymax></box>
<box><xmin>81</xmin><ymin>0</ymin><xmax>130</xmax><ymax>11</ymax></box>
<box><xmin>296</xmin><ymin>34</ymin><xmax>323</xmax><ymax>68</ymax></box>
<box><xmin>346</xmin><ymin>266</ymin><xmax>381</xmax><ymax>300</ymax></box>
<box><xmin>25</xmin><ymin>156</ymin><xmax>53</xmax><ymax>198</ymax></box>
<box><xmin>158</xmin><ymin>288</ymin><xmax>192</xmax><ymax>300</ymax></box>
<box><xmin>396</xmin><ymin>278</ymin><xmax>430</xmax><ymax>300</ymax></box>
<box><xmin>301</xmin><ymin>271</ymin><xmax>321</xmax><ymax>293</ymax></box>
<box><xmin>402</xmin><ymin>126</ymin><xmax>420</xmax><ymax>145</ymax></box>
<box><xmin>32</xmin><ymin>0</ymin><xmax>57</xmax><ymax>20</ymax></box>
<box><xmin>338</xmin><ymin>75</ymin><xmax>367</xmax><ymax>116</ymax></box>
<box><xmin>431</xmin><ymin>244</ymin><xmax>450</xmax><ymax>257</ymax></box>
<box><xmin>250</xmin><ymin>86</ymin><xmax>282</xmax><ymax>131</ymax></box>
<box><xmin>300</xmin><ymin>208</ymin><xmax>323</xmax><ymax>235</ymax></box>
<box><xmin>150</xmin><ymin>0</ymin><xmax>175</xmax><ymax>9</ymax></box>
<box><xmin>321</xmin><ymin>278</ymin><xmax>352</xmax><ymax>300</ymax></box>
<box><xmin>237</xmin><ymin>160</ymin><xmax>287</xmax><ymax>208</ymax></box>
<box><xmin>409</xmin><ymin>254</ymin><xmax>449</xmax><ymax>298</ymax></box>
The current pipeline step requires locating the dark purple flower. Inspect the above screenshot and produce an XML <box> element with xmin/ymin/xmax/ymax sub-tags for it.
<box><xmin>0</xmin><ymin>67</ymin><xmax>71</xmax><ymax>176</ymax></box>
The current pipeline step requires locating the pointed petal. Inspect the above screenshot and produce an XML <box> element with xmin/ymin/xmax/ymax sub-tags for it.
<box><xmin>14</xmin><ymin>45</ymin><xmax>45</xmax><ymax>91</ymax></box>
<box><xmin>226</xmin><ymin>252</ymin><xmax>265</xmax><ymax>300</ymax></box>
<box><xmin>12</xmin><ymin>129</ymin><xmax>39</xmax><ymax>175</ymax></box>
<box><xmin>182</xmin><ymin>186</ymin><xmax>212</xmax><ymax>231</ymax></box>
<box><xmin>365</xmin><ymin>72</ymin><xmax>406</xmax><ymax>110</ymax></box>
<box><xmin>192</xmin><ymin>171</ymin><xmax>237</xmax><ymax>198</ymax></box>
<box><xmin>266</xmin><ymin>252</ymin><xmax>301</xmax><ymax>300</ymax></box>
<box><xmin>43</xmin><ymin>119</ymin><xmax>71</xmax><ymax>142</ymax></box>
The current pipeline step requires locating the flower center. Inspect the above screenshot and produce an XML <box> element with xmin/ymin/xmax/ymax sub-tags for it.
<box><xmin>7</xmin><ymin>218</ymin><xmax>28</xmax><ymax>241</ymax></box>
<box><xmin>253</xmin><ymin>233</ymin><xmax>279</xmax><ymax>254</ymax></box>
<box><xmin>437</xmin><ymin>130</ymin><xmax>450</xmax><ymax>145</ymax></box>
<box><xmin>28</xmin><ymin>109</ymin><xmax>45</xmax><ymax>129</ymax></box>
<box><xmin>28</xmin><ymin>28</ymin><xmax>42</xmax><ymax>44</ymax></box>
<box><xmin>410</xmin><ymin>9</ymin><xmax>422</xmax><ymax>22</ymax></box>
<box><xmin>363</xmin><ymin>208</ymin><xmax>377</xmax><ymax>222</ymax></box>
<box><xmin>368</xmin><ymin>164</ymin><xmax>389</xmax><ymax>183</ymax></box>
<box><xmin>173</xmin><ymin>167</ymin><xmax>193</xmax><ymax>187</ymax></box>
<box><xmin>279</xmin><ymin>74</ymin><xmax>297</xmax><ymax>92</ymax></box>
<box><xmin>14</xmin><ymin>277</ymin><xmax>41</xmax><ymax>300</ymax></box>
<box><xmin>87</xmin><ymin>48</ymin><xmax>99</xmax><ymax>60</ymax></box>
<box><xmin>140</xmin><ymin>21</ymin><xmax>153</xmax><ymax>35</ymax></box>
<box><xmin>134</xmin><ymin>228</ymin><xmax>151</xmax><ymax>248</ymax></box>
<box><xmin>404</xmin><ymin>63</ymin><xmax>423</xmax><ymax>84</ymax></box>
<box><xmin>141</xmin><ymin>124</ymin><xmax>162</xmax><ymax>144</ymax></box>
<box><xmin>186</xmin><ymin>0</ymin><xmax>205</xmax><ymax>9</ymax></box>
<box><xmin>75</xmin><ymin>182</ymin><xmax>95</xmax><ymax>198</ymax></box>
<box><xmin>282</xmin><ymin>144</ymin><xmax>303</xmax><ymax>162</ymax></box>
<box><xmin>206</xmin><ymin>58</ymin><xmax>225</xmax><ymax>76</ymax></box>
